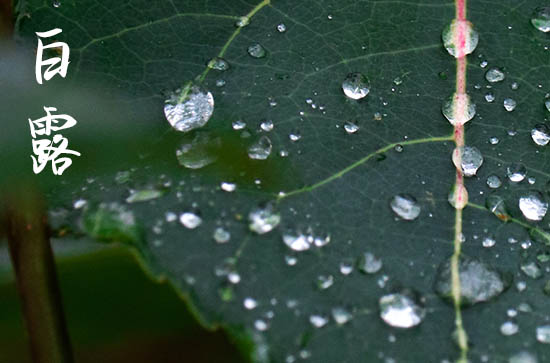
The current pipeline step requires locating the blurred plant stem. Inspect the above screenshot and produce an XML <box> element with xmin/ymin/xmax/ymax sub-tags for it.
<box><xmin>4</xmin><ymin>187</ymin><xmax>74</xmax><ymax>363</ymax></box>
<box><xmin>0</xmin><ymin>0</ymin><xmax>13</xmax><ymax>38</ymax></box>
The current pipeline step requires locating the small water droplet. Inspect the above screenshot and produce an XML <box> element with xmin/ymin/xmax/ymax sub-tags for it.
<box><xmin>344</xmin><ymin>121</ymin><xmax>359</xmax><ymax>134</ymax></box>
<box><xmin>509</xmin><ymin>351</ymin><xmax>538</xmax><ymax>363</ymax></box>
<box><xmin>248</xmin><ymin>136</ymin><xmax>272</xmax><ymax>160</ymax></box>
<box><xmin>511</xmin><ymin>82</ymin><xmax>519</xmax><ymax>90</ymax></box>
<box><xmin>164</xmin><ymin>84</ymin><xmax>214</xmax><ymax>132</ymax></box>
<box><xmin>221</xmin><ymin>182</ymin><xmax>236</xmax><ymax>192</ymax></box>
<box><xmin>249</xmin><ymin>203</ymin><xmax>280</xmax><ymax>234</ymax></box>
<box><xmin>126</xmin><ymin>188</ymin><xmax>164</xmax><ymax>203</ymax></box>
<box><xmin>520</xmin><ymin>261</ymin><xmax>542</xmax><ymax>279</ymax></box>
<box><xmin>482</xmin><ymin>236</ymin><xmax>496</xmax><ymax>248</ymax></box>
<box><xmin>342</xmin><ymin>72</ymin><xmax>370</xmax><ymax>100</ymax></box>
<box><xmin>247</xmin><ymin>43</ymin><xmax>267</xmax><ymax>58</ymax></box>
<box><xmin>503</xmin><ymin>98</ymin><xmax>517</xmax><ymax>112</ymax></box>
<box><xmin>531</xmin><ymin>124</ymin><xmax>550</xmax><ymax>146</ymax></box>
<box><xmin>394</xmin><ymin>144</ymin><xmax>404</xmax><ymax>152</ymax></box>
<box><xmin>448</xmin><ymin>184</ymin><xmax>468</xmax><ymax>210</ymax></box>
<box><xmin>289</xmin><ymin>130</ymin><xmax>301</xmax><ymax>142</ymax></box>
<box><xmin>282</xmin><ymin>228</ymin><xmax>310</xmax><ymax>251</ymax></box>
<box><xmin>332</xmin><ymin>307</ymin><xmax>352</xmax><ymax>325</ymax></box>
<box><xmin>507</xmin><ymin>163</ymin><xmax>527</xmax><ymax>182</ymax></box>
<box><xmin>486</xmin><ymin>194</ymin><xmax>509</xmax><ymax>221</ymax></box>
<box><xmin>453</xmin><ymin>146</ymin><xmax>483</xmax><ymax>177</ymax></box>
<box><xmin>260</xmin><ymin>119</ymin><xmax>274</xmax><ymax>132</ymax></box>
<box><xmin>489</xmin><ymin>136</ymin><xmax>500</xmax><ymax>145</ymax></box>
<box><xmin>485</xmin><ymin>68</ymin><xmax>506</xmax><ymax>83</ymax></box>
<box><xmin>485</xmin><ymin>92</ymin><xmax>495</xmax><ymax>103</ymax></box>
<box><xmin>501</xmin><ymin>321</ymin><xmax>519</xmax><ymax>336</ymax></box>
<box><xmin>180</xmin><ymin>211</ymin><xmax>202</xmax><ymax>229</ymax></box>
<box><xmin>317</xmin><ymin>275</ymin><xmax>334</xmax><ymax>290</ymax></box>
<box><xmin>52</xmin><ymin>0</ymin><xmax>60</xmax><ymax>7</ymax></box>
<box><xmin>232</xmin><ymin>120</ymin><xmax>246</xmax><ymax>130</ymax></box>
<box><xmin>235</xmin><ymin>16</ymin><xmax>250</xmax><ymax>28</ymax></box>
<box><xmin>309</xmin><ymin>315</ymin><xmax>328</xmax><ymax>328</ymax></box>
<box><xmin>531</xmin><ymin>7</ymin><xmax>550</xmax><ymax>32</ymax></box>
<box><xmin>213</xmin><ymin>227</ymin><xmax>231</xmax><ymax>243</ymax></box>
<box><xmin>379</xmin><ymin>292</ymin><xmax>426</xmax><ymax>328</ymax></box>
<box><xmin>519</xmin><ymin>191</ymin><xmax>548</xmax><ymax>221</ymax></box>
<box><xmin>536</xmin><ymin>325</ymin><xmax>550</xmax><ymax>344</ymax></box>
<box><xmin>487</xmin><ymin>174</ymin><xmax>502</xmax><ymax>189</ymax></box>
<box><xmin>442</xmin><ymin>93</ymin><xmax>476</xmax><ymax>126</ymax></box>
<box><xmin>390</xmin><ymin>194</ymin><xmax>421</xmax><ymax>220</ymax></box>
<box><xmin>277</xmin><ymin>23</ymin><xmax>287</xmax><ymax>33</ymax></box>
<box><xmin>244</xmin><ymin>297</ymin><xmax>258</xmax><ymax>310</ymax></box>
<box><xmin>207</xmin><ymin>57</ymin><xmax>230</xmax><ymax>71</ymax></box>
<box><xmin>442</xmin><ymin>20</ymin><xmax>479</xmax><ymax>57</ymax></box>
<box><xmin>358</xmin><ymin>252</ymin><xmax>383</xmax><ymax>274</ymax></box>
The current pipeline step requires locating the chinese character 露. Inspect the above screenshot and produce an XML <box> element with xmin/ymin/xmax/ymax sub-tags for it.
<box><xmin>29</xmin><ymin>107</ymin><xmax>80</xmax><ymax>175</ymax></box>
<box><xmin>35</xmin><ymin>28</ymin><xmax>70</xmax><ymax>84</ymax></box>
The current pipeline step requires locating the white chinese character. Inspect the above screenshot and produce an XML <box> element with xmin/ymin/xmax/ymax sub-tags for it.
<box><xmin>35</xmin><ymin>28</ymin><xmax>70</xmax><ymax>84</ymax></box>
<box><xmin>28</xmin><ymin>106</ymin><xmax>77</xmax><ymax>138</ymax></box>
<box><xmin>31</xmin><ymin>134</ymin><xmax>80</xmax><ymax>175</ymax></box>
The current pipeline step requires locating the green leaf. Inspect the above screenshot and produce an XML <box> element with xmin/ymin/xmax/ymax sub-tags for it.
<box><xmin>10</xmin><ymin>0</ymin><xmax>550</xmax><ymax>362</ymax></box>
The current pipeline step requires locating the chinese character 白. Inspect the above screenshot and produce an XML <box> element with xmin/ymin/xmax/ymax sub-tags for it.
<box><xmin>35</xmin><ymin>28</ymin><xmax>70</xmax><ymax>84</ymax></box>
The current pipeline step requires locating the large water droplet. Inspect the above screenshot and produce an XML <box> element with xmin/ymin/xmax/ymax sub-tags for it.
<box><xmin>247</xmin><ymin>43</ymin><xmax>267</xmax><ymax>58</ymax></box>
<box><xmin>485</xmin><ymin>68</ymin><xmax>506</xmax><ymax>83</ymax></box>
<box><xmin>507</xmin><ymin>163</ymin><xmax>527</xmax><ymax>182</ymax></box>
<box><xmin>342</xmin><ymin>72</ymin><xmax>370</xmax><ymax>100</ymax></box>
<box><xmin>519</xmin><ymin>191</ymin><xmax>548</xmax><ymax>221</ymax></box>
<box><xmin>390</xmin><ymin>194</ymin><xmax>421</xmax><ymax>220</ymax></box>
<box><xmin>176</xmin><ymin>132</ymin><xmax>220</xmax><ymax>169</ymax></box>
<box><xmin>249</xmin><ymin>203</ymin><xmax>281</xmax><ymax>234</ymax></box>
<box><xmin>379</xmin><ymin>292</ymin><xmax>426</xmax><ymax>328</ymax></box>
<box><xmin>441</xmin><ymin>20</ymin><xmax>479</xmax><ymax>57</ymax></box>
<box><xmin>531</xmin><ymin>7</ymin><xmax>550</xmax><ymax>32</ymax></box>
<box><xmin>453</xmin><ymin>146</ymin><xmax>483</xmax><ymax>177</ymax></box>
<box><xmin>248</xmin><ymin>136</ymin><xmax>272</xmax><ymax>160</ymax></box>
<box><xmin>531</xmin><ymin>124</ymin><xmax>550</xmax><ymax>146</ymax></box>
<box><xmin>442</xmin><ymin>93</ymin><xmax>476</xmax><ymax>126</ymax></box>
<box><xmin>434</xmin><ymin>254</ymin><xmax>507</xmax><ymax>306</ymax></box>
<box><xmin>164</xmin><ymin>84</ymin><xmax>214</xmax><ymax>132</ymax></box>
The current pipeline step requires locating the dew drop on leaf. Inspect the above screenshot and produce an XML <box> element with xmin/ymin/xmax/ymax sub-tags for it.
<box><xmin>52</xmin><ymin>0</ymin><xmax>60</xmax><ymax>7</ymax></box>
<box><xmin>486</xmin><ymin>194</ymin><xmax>509</xmax><ymax>221</ymax></box>
<box><xmin>357</xmin><ymin>252</ymin><xmax>383</xmax><ymax>274</ymax></box>
<box><xmin>519</xmin><ymin>191</ymin><xmax>548</xmax><ymax>221</ymax></box>
<box><xmin>342</xmin><ymin>72</ymin><xmax>370</xmax><ymax>100</ymax></box>
<box><xmin>176</xmin><ymin>132</ymin><xmax>220</xmax><ymax>169</ymax></box>
<box><xmin>453</xmin><ymin>146</ymin><xmax>483</xmax><ymax>177</ymax></box>
<box><xmin>235</xmin><ymin>16</ymin><xmax>250</xmax><ymax>28</ymax></box>
<box><xmin>448</xmin><ymin>184</ymin><xmax>468</xmax><ymax>210</ymax></box>
<box><xmin>207</xmin><ymin>57</ymin><xmax>230</xmax><ymax>71</ymax></box>
<box><xmin>247</xmin><ymin>43</ymin><xmax>267</xmax><ymax>58</ymax></box>
<box><xmin>501</xmin><ymin>321</ymin><xmax>519</xmax><ymax>336</ymax></box>
<box><xmin>248</xmin><ymin>136</ymin><xmax>272</xmax><ymax>160</ymax></box>
<box><xmin>434</xmin><ymin>255</ymin><xmax>507</xmax><ymax>306</ymax></box>
<box><xmin>390</xmin><ymin>194</ymin><xmax>421</xmax><ymax>220</ymax></box>
<box><xmin>536</xmin><ymin>325</ymin><xmax>550</xmax><ymax>344</ymax></box>
<box><xmin>309</xmin><ymin>315</ymin><xmax>328</xmax><ymax>328</ymax></box>
<box><xmin>260</xmin><ymin>119</ymin><xmax>274</xmax><ymax>132</ymax></box>
<box><xmin>531</xmin><ymin>7</ymin><xmax>550</xmax><ymax>32</ymax></box>
<box><xmin>213</xmin><ymin>227</ymin><xmax>231</xmax><ymax>243</ymax></box>
<box><xmin>482</xmin><ymin>236</ymin><xmax>496</xmax><ymax>248</ymax></box>
<box><xmin>520</xmin><ymin>261</ymin><xmax>542</xmax><ymax>279</ymax></box>
<box><xmin>531</xmin><ymin>124</ymin><xmax>550</xmax><ymax>146</ymax></box>
<box><xmin>244</xmin><ymin>297</ymin><xmax>258</xmax><ymax>310</ymax></box>
<box><xmin>379</xmin><ymin>292</ymin><xmax>426</xmax><ymax>328</ymax></box>
<box><xmin>249</xmin><ymin>203</ymin><xmax>281</xmax><ymax>234</ymax></box>
<box><xmin>485</xmin><ymin>67</ymin><xmax>506</xmax><ymax>83</ymax></box>
<box><xmin>282</xmin><ymin>228</ymin><xmax>310</xmax><ymax>251</ymax></box>
<box><xmin>441</xmin><ymin>20</ymin><xmax>479</xmax><ymax>57</ymax></box>
<box><xmin>503</xmin><ymin>98</ymin><xmax>517</xmax><ymax>112</ymax></box>
<box><xmin>442</xmin><ymin>93</ymin><xmax>476</xmax><ymax>126</ymax></box>
<box><xmin>126</xmin><ymin>188</ymin><xmax>164</xmax><ymax>203</ymax></box>
<box><xmin>545</xmin><ymin>99</ymin><xmax>550</xmax><ymax>112</ymax></box>
<box><xmin>507</xmin><ymin>163</ymin><xmax>527</xmax><ymax>182</ymax></box>
<box><xmin>179</xmin><ymin>211</ymin><xmax>202</xmax><ymax>229</ymax></box>
<box><xmin>509</xmin><ymin>351</ymin><xmax>538</xmax><ymax>363</ymax></box>
<box><xmin>232</xmin><ymin>120</ymin><xmax>246</xmax><ymax>130</ymax></box>
<box><xmin>332</xmin><ymin>307</ymin><xmax>352</xmax><ymax>325</ymax></box>
<box><xmin>277</xmin><ymin>23</ymin><xmax>287</xmax><ymax>33</ymax></box>
<box><xmin>343</xmin><ymin>121</ymin><xmax>359</xmax><ymax>134</ymax></box>
<box><xmin>486</xmin><ymin>174</ymin><xmax>502</xmax><ymax>189</ymax></box>
<box><xmin>164</xmin><ymin>84</ymin><xmax>214</xmax><ymax>132</ymax></box>
<box><xmin>220</xmin><ymin>182</ymin><xmax>236</xmax><ymax>192</ymax></box>
<box><xmin>317</xmin><ymin>275</ymin><xmax>334</xmax><ymax>290</ymax></box>
<box><xmin>485</xmin><ymin>92</ymin><xmax>495</xmax><ymax>103</ymax></box>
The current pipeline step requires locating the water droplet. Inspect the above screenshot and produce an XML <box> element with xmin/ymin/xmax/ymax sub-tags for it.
<box><xmin>126</xmin><ymin>188</ymin><xmax>164</xmax><ymax>203</ymax></box>
<box><xmin>531</xmin><ymin>124</ymin><xmax>550</xmax><ymax>146</ymax></box>
<box><xmin>489</xmin><ymin>136</ymin><xmax>500</xmax><ymax>145</ymax></box>
<box><xmin>503</xmin><ymin>98</ymin><xmax>517</xmax><ymax>112</ymax></box>
<box><xmin>277</xmin><ymin>23</ymin><xmax>287</xmax><ymax>33</ymax></box>
<box><xmin>232</xmin><ymin>120</ymin><xmax>246</xmax><ymax>130</ymax></box>
<box><xmin>248</xmin><ymin>136</ymin><xmax>272</xmax><ymax>160</ymax></box>
<box><xmin>215</xmin><ymin>79</ymin><xmax>226</xmax><ymax>87</ymax></box>
<box><xmin>282</xmin><ymin>228</ymin><xmax>310</xmax><ymax>251</ymax></box>
<box><xmin>448</xmin><ymin>184</ymin><xmax>468</xmax><ymax>210</ymax></box>
<box><xmin>180</xmin><ymin>211</ymin><xmax>202</xmax><ymax>229</ymax></box>
<box><xmin>485</xmin><ymin>92</ymin><xmax>495</xmax><ymax>103</ymax></box>
<box><xmin>434</xmin><ymin>254</ymin><xmax>507</xmax><ymax>306</ymax></box>
<box><xmin>487</xmin><ymin>174</ymin><xmax>502</xmax><ymax>189</ymax></box>
<box><xmin>509</xmin><ymin>351</ymin><xmax>538</xmax><ymax>363</ymax></box>
<box><xmin>482</xmin><ymin>236</ymin><xmax>496</xmax><ymax>248</ymax></box>
<box><xmin>531</xmin><ymin>7</ymin><xmax>550</xmax><ymax>32</ymax></box>
<box><xmin>82</xmin><ymin>202</ymin><xmax>140</xmax><ymax>244</ymax></box>
<box><xmin>235</xmin><ymin>16</ymin><xmax>250</xmax><ymax>28</ymax></box>
<box><xmin>317</xmin><ymin>275</ymin><xmax>334</xmax><ymax>290</ymax></box>
<box><xmin>176</xmin><ymin>132</ymin><xmax>220</xmax><ymax>169</ymax></box>
<box><xmin>244</xmin><ymin>297</ymin><xmax>258</xmax><ymax>310</ymax></box>
<box><xmin>394</xmin><ymin>144</ymin><xmax>404</xmax><ymax>153</ymax></box>
<box><xmin>519</xmin><ymin>191</ymin><xmax>548</xmax><ymax>221</ymax></box>
<box><xmin>442</xmin><ymin>93</ymin><xmax>476</xmax><ymax>126</ymax></box>
<box><xmin>545</xmin><ymin>99</ymin><xmax>550</xmax><ymax>112</ymax></box>
<box><xmin>289</xmin><ymin>130</ymin><xmax>301</xmax><ymax>142</ymax></box>
<box><xmin>52</xmin><ymin>0</ymin><xmax>60</xmax><ymax>7</ymax></box>
<box><xmin>332</xmin><ymin>307</ymin><xmax>352</xmax><ymax>325</ymax></box>
<box><xmin>260</xmin><ymin>119</ymin><xmax>274</xmax><ymax>132</ymax></box>
<box><xmin>442</xmin><ymin>20</ymin><xmax>479</xmax><ymax>57</ymax></box>
<box><xmin>342</xmin><ymin>72</ymin><xmax>370</xmax><ymax>100</ymax></box>
<box><xmin>285</xmin><ymin>255</ymin><xmax>297</xmax><ymax>266</ymax></box>
<box><xmin>486</xmin><ymin>194</ymin><xmax>509</xmax><ymax>221</ymax></box>
<box><xmin>358</xmin><ymin>252</ymin><xmax>383</xmax><ymax>274</ymax></box>
<box><xmin>379</xmin><ymin>292</ymin><xmax>426</xmax><ymax>328</ymax></box>
<box><xmin>247</xmin><ymin>43</ymin><xmax>267</xmax><ymax>58</ymax></box>
<box><xmin>221</xmin><ymin>182</ymin><xmax>236</xmax><ymax>192</ymax></box>
<box><xmin>309</xmin><ymin>315</ymin><xmax>328</xmax><ymax>328</ymax></box>
<box><xmin>254</xmin><ymin>319</ymin><xmax>268</xmax><ymax>331</ymax></box>
<box><xmin>453</xmin><ymin>146</ymin><xmax>483</xmax><ymax>177</ymax></box>
<box><xmin>73</xmin><ymin>198</ymin><xmax>87</xmax><ymax>209</ymax></box>
<box><xmin>390</xmin><ymin>194</ymin><xmax>421</xmax><ymax>220</ymax></box>
<box><xmin>520</xmin><ymin>261</ymin><xmax>542</xmax><ymax>279</ymax></box>
<box><xmin>207</xmin><ymin>57</ymin><xmax>230</xmax><ymax>71</ymax></box>
<box><xmin>164</xmin><ymin>84</ymin><xmax>214</xmax><ymax>132</ymax></box>
<box><xmin>501</xmin><ymin>321</ymin><xmax>519</xmax><ymax>336</ymax></box>
<box><xmin>485</xmin><ymin>68</ymin><xmax>506</xmax><ymax>83</ymax></box>
<box><xmin>536</xmin><ymin>325</ymin><xmax>550</xmax><ymax>344</ymax></box>
<box><xmin>213</xmin><ymin>227</ymin><xmax>231</xmax><ymax>243</ymax></box>
<box><xmin>507</xmin><ymin>163</ymin><xmax>527</xmax><ymax>182</ymax></box>
<box><xmin>249</xmin><ymin>203</ymin><xmax>281</xmax><ymax>234</ymax></box>
<box><xmin>344</xmin><ymin>121</ymin><xmax>359</xmax><ymax>134</ymax></box>
<box><xmin>339</xmin><ymin>260</ymin><xmax>353</xmax><ymax>275</ymax></box>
